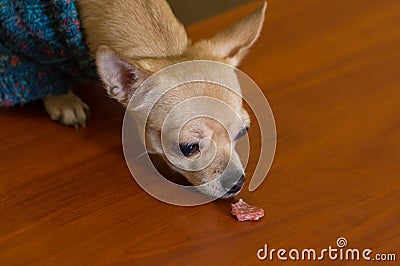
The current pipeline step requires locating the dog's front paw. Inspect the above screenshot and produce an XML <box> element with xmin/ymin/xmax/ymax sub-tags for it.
<box><xmin>43</xmin><ymin>91</ymin><xmax>90</xmax><ymax>129</ymax></box>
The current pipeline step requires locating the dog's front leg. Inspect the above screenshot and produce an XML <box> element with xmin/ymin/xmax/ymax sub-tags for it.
<box><xmin>43</xmin><ymin>91</ymin><xmax>89</xmax><ymax>129</ymax></box>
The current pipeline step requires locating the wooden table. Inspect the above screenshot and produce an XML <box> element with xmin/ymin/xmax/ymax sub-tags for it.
<box><xmin>1</xmin><ymin>1</ymin><xmax>399</xmax><ymax>265</ymax></box>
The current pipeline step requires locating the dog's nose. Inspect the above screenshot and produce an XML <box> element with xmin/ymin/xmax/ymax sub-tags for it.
<box><xmin>225</xmin><ymin>175</ymin><xmax>245</xmax><ymax>194</ymax></box>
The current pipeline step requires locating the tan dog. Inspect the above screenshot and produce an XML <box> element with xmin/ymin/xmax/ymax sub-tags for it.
<box><xmin>46</xmin><ymin>0</ymin><xmax>267</xmax><ymax>197</ymax></box>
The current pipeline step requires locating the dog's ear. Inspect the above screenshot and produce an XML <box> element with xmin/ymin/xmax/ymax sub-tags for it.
<box><xmin>96</xmin><ymin>46</ymin><xmax>150</xmax><ymax>105</ymax></box>
<box><xmin>205</xmin><ymin>2</ymin><xmax>267</xmax><ymax>66</ymax></box>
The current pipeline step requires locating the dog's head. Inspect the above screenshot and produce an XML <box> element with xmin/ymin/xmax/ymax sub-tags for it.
<box><xmin>96</xmin><ymin>3</ymin><xmax>266</xmax><ymax>198</ymax></box>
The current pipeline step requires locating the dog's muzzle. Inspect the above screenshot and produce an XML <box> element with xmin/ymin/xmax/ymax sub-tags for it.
<box><xmin>223</xmin><ymin>175</ymin><xmax>245</xmax><ymax>196</ymax></box>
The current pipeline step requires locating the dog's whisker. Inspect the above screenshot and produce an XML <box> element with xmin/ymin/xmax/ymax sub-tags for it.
<box><xmin>136</xmin><ymin>150</ymin><xmax>149</xmax><ymax>159</ymax></box>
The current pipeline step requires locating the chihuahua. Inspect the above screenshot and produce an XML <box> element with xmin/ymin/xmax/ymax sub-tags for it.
<box><xmin>35</xmin><ymin>0</ymin><xmax>267</xmax><ymax>197</ymax></box>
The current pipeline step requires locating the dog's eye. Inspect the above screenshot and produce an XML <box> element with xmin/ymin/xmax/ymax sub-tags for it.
<box><xmin>236</xmin><ymin>127</ymin><xmax>249</xmax><ymax>140</ymax></box>
<box><xmin>179</xmin><ymin>143</ymin><xmax>200</xmax><ymax>157</ymax></box>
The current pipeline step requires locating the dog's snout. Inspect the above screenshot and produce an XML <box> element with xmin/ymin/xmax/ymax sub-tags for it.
<box><xmin>230</xmin><ymin>175</ymin><xmax>245</xmax><ymax>193</ymax></box>
<box><xmin>223</xmin><ymin>175</ymin><xmax>245</xmax><ymax>194</ymax></box>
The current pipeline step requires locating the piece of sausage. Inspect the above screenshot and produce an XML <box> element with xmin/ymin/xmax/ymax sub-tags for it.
<box><xmin>231</xmin><ymin>199</ymin><xmax>264</xmax><ymax>221</ymax></box>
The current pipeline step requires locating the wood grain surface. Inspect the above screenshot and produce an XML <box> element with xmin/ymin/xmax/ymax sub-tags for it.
<box><xmin>1</xmin><ymin>1</ymin><xmax>399</xmax><ymax>265</ymax></box>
